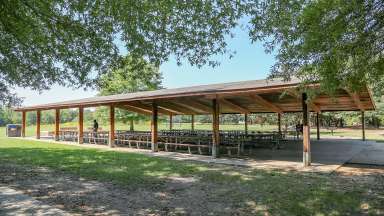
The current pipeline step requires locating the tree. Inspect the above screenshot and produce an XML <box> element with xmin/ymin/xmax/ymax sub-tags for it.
<box><xmin>0</xmin><ymin>0</ymin><xmax>244</xmax><ymax>105</ymax></box>
<box><xmin>248</xmin><ymin>0</ymin><xmax>384</xmax><ymax>96</ymax></box>
<box><xmin>96</xmin><ymin>55</ymin><xmax>162</xmax><ymax>130</ymax></box>
<box><xmin>0</xmin><ymin>107</ymin><xmax>13</xmax><ymax>126</ymax></box>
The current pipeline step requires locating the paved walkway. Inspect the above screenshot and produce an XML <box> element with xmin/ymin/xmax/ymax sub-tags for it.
<box><xmin>0</xmin><ymin>185</ymin><xmax>71</xmax><ymax>216</ymax></box>
<box><xmin>349</xmin><ymin>141</ymin><xmax>384</xmax><ymax>165</ymax></box>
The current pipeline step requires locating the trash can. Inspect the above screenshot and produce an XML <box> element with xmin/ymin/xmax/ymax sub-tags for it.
<box><xmin>6</xmin><ymin>124</ymin><xmax>22</xmax><ymax>137</ymax></box>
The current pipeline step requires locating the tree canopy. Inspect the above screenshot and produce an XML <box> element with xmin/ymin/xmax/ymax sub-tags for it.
<box><xmin>248</xmin><ymin>0</ymin><xmax>384</xmax><ymax>95</ymax></box>
<box><xmin>0</xmin><ymin>0</ymin><xmax>243</xmax><ymax>104</ymax></box>
<box><xmin>2</xmin><ymin>0</ymin><xmax>383</xmax><ymax>105</ymax></box>
<box><xmin>97</xmin><ymin>56</ymin><xmax>162</xmax><ymax>95</ymax></box>
<box><xmin>96</xmin><ymin>55</ymin><xmax>162</xmax><ymax>129</ymax></box>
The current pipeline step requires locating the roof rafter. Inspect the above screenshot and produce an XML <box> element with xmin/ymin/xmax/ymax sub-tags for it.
<box><xmin>173</xmin><ymin>100</ymin><xmax>212</xmax><ymax>113</ymax></box>
<box><xmin>345</xmin><ymin>89</ymin><xmax>365</xmax><ymax>111</ymax></box>
<box><xmin>219</xmin><ymin>98</ymin><xmax>250</xmax><ymax>114</ymax></box>
<box><xmin>126</xmin><ymin>102</ymin><xmax>175</xmax><ymax>115</ymax></box>
<box><xmin>248</xmin><ymin>94</ymin><xmax>283</xmax><ymax>113</ymax></box>
<box><xmin>116</xmin><ymin>105</ymin><xmax>151</xmax><ymax>115</ymax></box>
<box><xmin>285</xmin><ymin>89</ymin><xmax>321</xmax><ymax>113</ymax></box>
<box><xmin>157</xmin><ymin>101</ymin><xmax>197</xmax><ymax>115</ymax></box>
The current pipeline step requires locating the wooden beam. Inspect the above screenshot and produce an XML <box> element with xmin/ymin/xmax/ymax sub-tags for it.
<box><xmin>151</xmin><ymin>102</ymin><xmax>158</xmax><ymax>152</ymax></box>
<box><xmin>22</xmin><ymin>111</ymin><xmax>26</xmax><ymax>138</ymax></box>
<box><xmin>286</xmin><ymin>89</ymin><xmax>321</xmax><ymax>113</ymax></box>
<box><xmin>78</xmin><ymin>107</ymin><xmax>84</xmax><ymax>144</ymax></box>
<box><xmin>36</xmin><ymin>110</ymin><xmax>41</xmax><ymax>139</ymax></box>
<box><xmin>55</xmin><ymin>109</ymin><xmax>60</xmax><ymax>141</ymax></box>
<box><xmin>310</xmin><ymin>103</ymin><xmax>321</xmax><ymax>114</ymax></box>
<box><xmin>158</xmin><ymin>101</ymin><xmax>197</xmax><ymax>114</ymax></box>
<box><xmin>191</xmin><ymin>114</ymin><xmax>195</xmax><ymax>130</ymax></box>
<box><xmin>128</xmin><ymin>102</ymin><xmax>176</xmax><ymax>115</ymax></box>
<box><xmin>109</xmin><ymin>105</ymin><xmax>115</xmax><ymax>147</ymax></box>
<box><xmin>169</xmin><ymin>114</ymin><xmax>173</xmax><ymax>130</ymax></box>
<box><xmin>212</xmin><ymin>97</ymin><xmax>220</xmax><ymax>158</ymax></box>
<box><xmin>362</xmin><ymin>111</ymin><xmax>365</xmax><ymax>141</ymax></box>
<box><xmin>316</xmin><ymin>112</ymin><xmax>320</xmax><ymax>140</ymax></box>
<box><xmin>249</xmin><ymin>94</ymin><xmax>283</xmax><ymax>113</ymax></box>
<box><xmin>244</xmin><ymin>113</ymin><xmax>248</xmax><ymax>135</ymax></box>
<box><xmin>302</xmin><ymin>93</ymin><xmax>311</xmax><ymax>167</ymax></box>
<box><xmin>345</xmin><ymin>89</ymin><xmax>365</xmax><ymax>111</ymax></box>
<box><xmin>219</xmin><ymin>98</ymin><xmax>249</xmax><ymax>114</ymax></box>
<box><xmin>172</xmin><ymin>100</ymin><xmax>212</xmax><ymax>113</ymax></box>
<box><xmin>278</xmin><ymin>113</ymin><xmax>281</xmax><ymax>134</ymax></box>
<box><xmin>117</xmin><ymin>105</ymin><xmax>151</xmax><ymax>115</ymax></box>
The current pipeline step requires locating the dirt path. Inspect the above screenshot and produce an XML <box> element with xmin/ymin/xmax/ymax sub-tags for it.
<box><xmin>0</xmin><ymin>163</ymin><xmax>231</xmax><ymax>215</ymax></box>
<box><xmin>0</xmin><ymin>162</ymin><xmax>383</xmax><ymax>215</ymax></box>
<box><xmin>0</xmin><ymin>185</ymin><xmax>71</xmax><ymax>216</ymax></box>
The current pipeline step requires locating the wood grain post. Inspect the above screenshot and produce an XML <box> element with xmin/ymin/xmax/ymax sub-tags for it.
<box><xmin>316</xmin><ymin>112</ymin><xmax>320</xmax><ymax>140</ymax></box>
<box><xmin>277</xmin><ymin>113</ymin><xmax>281</xmax><ymax>134</ymax></box>
<box><xmin>191</xmin><ymin>114</ymin><xmax>195</xmax><ymax>131</ymax></box>
<box><xmin>78</xmin><ymin>107</ymin><xmax>84</xmax><ymax>144</ymax></box>
<box><xmin>212</xmin><ymin>97</ymin><xmax>220</xmax><ymax>158</ymax></box>
<box><xmin>151</xmin><ymin>102</ymin><xmax>158</xmax><ymax>152</ymax></box>
<box><xmin>362</xmin><ymin>111</ymin><xmax>365</xmax><ymax>141</ymax></box>
<box><xmin>129</xmin><ymin>119</ymin><xmax>134</xmax><ymax>131</ymax></box>
<box><xmin>169</xmin><ymin>114</ymin><xmax>173</xmax><ymax>130</ymax></box>
<box><xmin>109</xmin><ymin>105</ymin><xmax>115</xmax><ymax>148</ymax></box>
<box><xmin>36</xmin><ymin>110</ymin><xmax>41</xmax><ymax>139</ymax></box>
<box><xmin>55</xmin><ymin>109</ymin><xmax>60</xmax><ymax>141</ymax></box>
<box><xmin>302</xmin><ymin>93</ymin><xmax>311</xmax><ymax>166</ymax></box>
<box><xmin>22</xmin><ymin>111</ymin><xmax>26</xmax><ymax>138</ymax></box>
<box><xmin>244</xmin><ymin>113</ymin><xmax>248</xmax><ymax>135</ymax></box>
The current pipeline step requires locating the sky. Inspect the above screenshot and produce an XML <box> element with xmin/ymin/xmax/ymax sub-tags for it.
<box><xmin>16</xmin><ymin>25</ymin><xmax>276</xmax><ymax>106</ymax></box>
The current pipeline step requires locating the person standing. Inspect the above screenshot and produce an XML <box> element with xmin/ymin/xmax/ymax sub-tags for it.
<box><xmin>92</xmin><ymin>119</ymin><xmax>99</xmax><ymax>144</ymax></box>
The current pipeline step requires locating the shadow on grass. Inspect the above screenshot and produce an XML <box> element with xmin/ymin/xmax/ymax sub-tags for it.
<box><xmin>0</xmin><ymin>138</ymin><xmax>383</xmax><ymax>215</ymax></box>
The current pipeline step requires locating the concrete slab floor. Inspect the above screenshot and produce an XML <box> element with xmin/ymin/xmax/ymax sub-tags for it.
<box><xmin>9</xmin><ymin>137</ymin><xmax>383</xmax><ymax>173</ymax></box>
<box><xmin>349</xmin><ymin>141</ymin><xmax>384</xmax><ymax>165</ymax></box>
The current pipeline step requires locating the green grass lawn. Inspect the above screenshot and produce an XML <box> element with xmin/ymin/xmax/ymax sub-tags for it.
<box><xmin>0</xmin><ymin>136</ymin><xmax>383</xmax><ymax>215</ymax></box>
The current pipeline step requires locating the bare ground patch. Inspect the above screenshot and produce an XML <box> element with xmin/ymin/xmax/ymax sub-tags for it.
<box><xmin>0</xmin><ymin>163</ymin><xmax>246</xmax><ymax>216</ymax></box>
<box><xmin>0</xmin><ymin>162</ymin><xmax>384</xmax><ymax>215</ymax></box>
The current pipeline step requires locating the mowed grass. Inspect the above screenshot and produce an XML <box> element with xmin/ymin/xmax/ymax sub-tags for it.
<box><xmin>0</xmin><ymin>137</ymin><xmax>383</xmax><ymax>215</ymax></box>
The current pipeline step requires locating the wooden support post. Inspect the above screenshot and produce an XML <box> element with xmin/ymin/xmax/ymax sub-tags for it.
<box><xmin>191</xmin><ymin>114</ymin><xmax>195</xmax><ymax>131</ymax></box>
<box><xmin>169</xmin><ymin>114</ymin><xmax>173</xmax><ymax>130</ymax></box>
<box><xmin>129</xmin><ymin>119</ymin><xmax>134</xmax><ymax>131</ymax></box>
<box><xmin>109</xmin><ymin>105</ymin><xmax>115</xmax><ymax>148</ymax></box>
<box><xmin>78</xmin><ymin>107</ymin><xmax>84</xmax><ymax>144</ymax></box>
<box><xmin>21</xmin><ymin>111</ymin><xmax>26</xmax><ymax>138</ymax></box>
<box><xmin>277</xmin><ymin>113</ymin><xmax>281</xmax><ymax>134</ymax></box>
<box><xmin>302</xmin><ymin>93</ymin><xmax>311</xmax><ymax>166</ymax></box>
<box><xmin>55</xmin><ymin>109</ymin><xmax>60</xmax><ymax>141</ymax></box>
<box><xmin>151</xmin><ymin>102</ymin><xmax>158</xmax><ymax>152</ymax></box>
<box><xmin>362</xmin><ymin>111</ymin><xmax>365</xmax><ymax>141</ymax></box>
<box><xmin>212</xmin><ymin>97</ymin><xmax>220</xmax><ymax>158</ymax></box>
<box><xmin>36</xmin><ymin>110</ymin><xmax>41</xmax><ymax>139</ymax></box>
<box><xmin>244</xmin><ymin>113</ymin><xmax>248</xmax><ymax>135</ymax></box>
<box><xmin>316</xmin><ymin>112</ymin><xmax>320</xmax><ymax>140</ymax></box>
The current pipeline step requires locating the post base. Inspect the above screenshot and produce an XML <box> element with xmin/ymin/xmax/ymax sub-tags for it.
<box><xmin>303</xmin><ymin>152</ymin><xmax>311</xmax><ymax>167</ymax></box>
<box><xmin>211</xmin><ymin>145</ymin><xmax>218</xmax><ymax>158</ymax></box>
<box><xmin>151</xmin><ymin>143</ymin><xmax>158</xmax><ymax>152</ymax></box>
